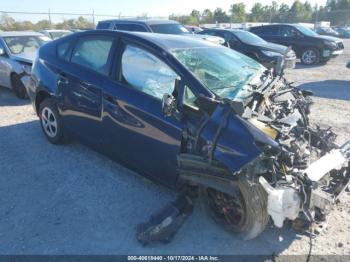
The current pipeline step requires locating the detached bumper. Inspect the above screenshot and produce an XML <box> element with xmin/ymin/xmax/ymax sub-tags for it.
<box><xmin>260</xmin><ymin>141</ymin><xmax>350</xmax><ymax>228</ymax></box>
<box><xmin>306</xmin><ymin>142</ymin><xmax>350</xmax><ymax>213</ymax></box>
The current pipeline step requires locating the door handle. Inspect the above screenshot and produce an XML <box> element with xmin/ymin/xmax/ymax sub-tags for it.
<box><xmin>57</xmin><ymin>73</ymin><xmax>69</xmax><ymax>85</ymax></box>
<box><xmin>104</xmin><ymin>95</ymin><xmax>119</xmax><ymax>106</ymax></box>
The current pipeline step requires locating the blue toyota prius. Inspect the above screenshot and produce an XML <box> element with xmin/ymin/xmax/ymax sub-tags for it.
<box><xmin>26</xmin><ymin>30</ymin><xmax>350</xmax><ymax>243</ymax></box>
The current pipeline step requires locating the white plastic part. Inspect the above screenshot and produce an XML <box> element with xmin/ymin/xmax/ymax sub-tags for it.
<box><xmin>304</xmin><ymin>149</ymin><xmax>347</xmax><ymax>182</ymax></box>
<box><xmin>259</xmin><ymin>177</ymin><xmax>301</xmax><ymax>228</ymax></box>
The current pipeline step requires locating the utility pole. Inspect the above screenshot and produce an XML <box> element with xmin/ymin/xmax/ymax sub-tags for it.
<box><xmin>92</xmin><ymin>9</ymin><xmax>95</xmax><ymax>27</ymax></box>
<box><xmin>314</xmin><ymin>4</ymin><xmax>319</xmax><ymax>29</ymax></box>
<box><xmin>48</xmin><ymin>8</ymin><xmax>52</xmax><ymax>28</ymax></box>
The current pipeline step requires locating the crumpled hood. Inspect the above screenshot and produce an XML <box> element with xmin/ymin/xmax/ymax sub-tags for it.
<box><xmin>11</xmin><ymin>52</ymin><xmax>35</xmax><ymax>64</ymax></box>
<box><xmin>253</xmin><ymin>42</ymin><xmax>289</xmax><ymax>55</ymax></box>
<box><xmin>188</xmin><ymin>34</ymin><xmax>225</xmax><ymax>45</ymax></box>
<box><xmin>315</xmin><ymin>34</ymin><xmax>343</xmax><ymax>43</ymax></box>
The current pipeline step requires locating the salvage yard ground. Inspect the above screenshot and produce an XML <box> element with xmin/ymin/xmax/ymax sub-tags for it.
<box><xmin>0</xmin><ymin>40</ymin><xmax>349</xmax><ymax>256</ymax></box>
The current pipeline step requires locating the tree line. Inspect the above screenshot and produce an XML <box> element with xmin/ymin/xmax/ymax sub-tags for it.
<box><xmin>170</xmin><ymin>0</ymin><xmax>350</xmax><ymax>26</ymax></box>
<box><xmin>0</xmin><ymin>14</ymin><xmax>94</xmax><ymax>31</ymax></box>
<box><xmin>1</xmin><ymin>0</ymin><xmax>350</xmax><ymax>31</ymax></box>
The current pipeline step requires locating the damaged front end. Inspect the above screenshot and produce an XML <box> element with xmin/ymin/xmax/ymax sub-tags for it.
<box><xmin>136</xmin><ymin>59</ymin><xmax>349</xmax><ymax>245</ymax></box>
<box><xmin>176</xmin><ymin>72</ymin><xmax>350</xmax><ymax>238</ymax></box>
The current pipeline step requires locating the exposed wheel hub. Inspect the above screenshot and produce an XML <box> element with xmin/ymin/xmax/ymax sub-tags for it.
<box><xmin>207</xmin><ymin>188</ymin><xmax>246</xmax><ymax>230</ymax></box>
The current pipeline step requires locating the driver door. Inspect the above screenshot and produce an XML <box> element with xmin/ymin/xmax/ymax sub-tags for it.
<box><xmin>102</xmin><ymin>44</ymin><xmax>184</xmax><ymax>187</ymax></box>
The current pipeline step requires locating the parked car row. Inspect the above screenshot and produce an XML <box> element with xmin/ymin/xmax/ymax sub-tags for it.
<box><xmin>197</xmin><ymin>28</ymin><xmax>296</xmax><ymax>70</ymax></box>
<box><xmin>250</xmin><ymin>24</ymin><xmax>344</xmax><ymax>65</ymax></box>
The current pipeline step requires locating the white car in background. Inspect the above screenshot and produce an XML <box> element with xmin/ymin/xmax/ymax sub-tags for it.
<box><xmin>0</xmin><ymin>31</ymin><xmax>51</xmax><ymax>98</ymax></box>
<box><xmin>39</xmin><ymin>29</ymin><xmax>72</xmax><ymax>40</ymax></box>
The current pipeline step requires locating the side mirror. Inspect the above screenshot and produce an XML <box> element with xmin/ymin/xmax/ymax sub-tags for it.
<box><xmin>162</xmin><ymin>93</ymin><xmax>176</xmax><ymax>117</ymax></box>
<box><xmin>0</xmin><ymin>48</ymin><xmax>5</xmax><ymax>56</ymax></box>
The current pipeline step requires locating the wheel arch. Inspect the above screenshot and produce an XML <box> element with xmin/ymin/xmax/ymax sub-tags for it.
<box><xmin>35</xmin><ymin>91</ymin><xmax>52</xmax><ymax>115</ymax></box>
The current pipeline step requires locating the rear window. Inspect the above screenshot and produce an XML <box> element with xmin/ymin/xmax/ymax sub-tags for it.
<box><xmin>71</xmin><ymin>36</ymin><xmax>114</xmax><ymax>76</ymax></box>
<box><xmin>114</xmin><ymin>24</ymin><xmax>148</xmax><ymax>32</ymax></box>
<box><xmin>97</xmin><ymin>22</ymin><xmax>111</xmax><ymax>30</ymax></box>
<box><xmin>149</xmin><ymin>24</ymin><xmax>190</xmax><ymax>34</ymax></box>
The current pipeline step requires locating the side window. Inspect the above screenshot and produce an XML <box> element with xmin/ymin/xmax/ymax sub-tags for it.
<box><xmin>71</xmin><ymin>36</ymin><xmax>113</xmax><ymax>76</ymax></box>
<box><xmin>115</xmin><ymin>24</ymin><xmax>148</xmax><ymax>32</ymax></box>
<box><xmin>280</xmin><ymin>26</ymin><xmax>300</xmax><ymax>37</ymax></box>
<box><xmin>57</xmin><ymin>41</ymin><xmax>71</xmax><ymax>61</ymax></box>
<box><xmin>223</xmin><ymin>32</ymin><xmax>238</xmax><ymax>43</ymax></box>
<box><xmin>121</xmin><ymin>45</ymin><xmax>178</xmax><ymax>100</ymax></box>
<box><xmin>97</xmin><ymin>22</ymin><xmax>111</xmax><ymax>30</ymax></box>
<box><xmin>202</xmin><ymin>31</ymin><xmax>217</xmax><ymax>36</ymax></box>
<box><xmin>260</xmin><ymin>26</ymin><xmax>279</xmax><ymax>36</ymax></box>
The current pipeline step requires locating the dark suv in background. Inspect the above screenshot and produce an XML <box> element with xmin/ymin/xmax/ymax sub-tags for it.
<box><xmin>250</xmin><ymin>24</ymin><xmax>344</xmax><ymax>65</ymax></box>
<box><xmin>96</xmin><ymin>19</ymin><xmax>225</xmax><ymax>46</ymax></box>
<box><xmin>198</xmin><ymin>28</ymin><xmax>296</xmax><ymax>70</ymax></box>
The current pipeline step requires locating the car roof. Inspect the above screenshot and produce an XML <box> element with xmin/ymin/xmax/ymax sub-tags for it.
<box><xmin>74</xmin><ymin>30</ymin><xmax>217</xmax><ymax>50</ymax></box>
<box><xmin>205</xmin><ymin>28</ymin><xmax>247</xmax><ymax>33</ymax></box>
<box><xmin>0</xmin><ymin>31</ymin><xmax>44</xmax><ymax>37</ymax></box>
<box><xmin>98</xmin><ymin>19</ymin><xmax>179</xmax><ymax>26</ymax></box>
<box><xmin>40</xmin><ymin>29</ymin><xmax>71</xmax><ymax>32</ymax></box>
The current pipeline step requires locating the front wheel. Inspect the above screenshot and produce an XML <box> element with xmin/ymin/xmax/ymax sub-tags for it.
<box><xmin>200</xmin><ymin>177</ymin><xmax>269</xmax><ymax>240</ymax></box>
<box><xmin>301</xmin><ymin>48</ymin><xmax>319</xmax><ymax>65</ymax></box>
<box><xmin>39</xmin><ymin>98</ymin><xmax>64</xmax><ymax>144</ymax></box>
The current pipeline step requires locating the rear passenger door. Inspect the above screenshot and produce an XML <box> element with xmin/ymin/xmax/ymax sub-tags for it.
<box><xmin>254</xmin><ymin>26</ymin><xmax>280</xmax><ymax>43</ymax></box>
<box><xmin>56</xmin><ymin>34</ymin><xmax>116</xmax><ymax>147</ymax></box>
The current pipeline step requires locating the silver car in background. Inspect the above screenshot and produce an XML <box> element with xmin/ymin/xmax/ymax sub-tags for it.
<box><xmin>0</xmin><ymin>31</ymin><xmax>51</xmax><ymax>98</ymax></box>
<box><xmin>39</xmin><ymin>29</ymin><xmax>72</xmax><ymax>40</ymax></box>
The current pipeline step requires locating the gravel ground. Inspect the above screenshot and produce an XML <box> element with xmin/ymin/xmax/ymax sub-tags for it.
<box><xmin>0</xmin><ymin>40</ymin><xmax>349</xmax><ymax>256</ymax></box>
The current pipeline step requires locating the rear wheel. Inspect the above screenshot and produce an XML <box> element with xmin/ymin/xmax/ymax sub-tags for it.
<box><xmin>39</xmin><ymin>98</ymin><xmax>64</xmax><ymax>144</ymax></box>
<box><xmin>200</xmin><ymin>177</ymin><xmax>269</xmax><ymax>240</ymax></box>
<box><xmin>11</xmin><ymin>74</ymin><xmax>28</xmax><ymax>99</ymax></box>
<box><xmin>301</xmin><ymin>48</ymin><xmax>319</xmax><ymax>65</ymax></box>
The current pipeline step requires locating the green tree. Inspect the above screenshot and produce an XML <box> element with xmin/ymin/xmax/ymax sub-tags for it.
<box><xmin>213</xmin><ymin>8</ymin><xmax>230</xmax><ymax>23</ymax></box>
<box><xmin>230</xmin><ymin>3</ymin><xmax>246</xmax><ymax>22</ymax></box>
<box><xmin>201</xmin><ymin>9</ymin><xmax>213</xmax><ymax>23</ymax></box>
<box><xmin>34</xmin><ymin>19</ymin><xmax>52</xmax><ymax>30</ymax></box>
<box><xmin>190</xmin><ymin>9</ymin><xmax>201</xmax><ymax>24</ymax></box>
<box><xmin>0</xmin><ymin>13</ymin><xmax>16</xmax><ymax>30</ymax></box>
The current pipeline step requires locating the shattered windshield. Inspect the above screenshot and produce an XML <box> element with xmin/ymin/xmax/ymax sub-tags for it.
<box><xmin>171</xmin><ymin>46</ymin><xmax>265</xmax><ymax>101</ymax></box>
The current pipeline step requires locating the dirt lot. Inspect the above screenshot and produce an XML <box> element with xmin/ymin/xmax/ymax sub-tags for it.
<box><xmin>0</xmin><ymin>40</ymin><xmax>349</xmax><ymax>256</ymax></box>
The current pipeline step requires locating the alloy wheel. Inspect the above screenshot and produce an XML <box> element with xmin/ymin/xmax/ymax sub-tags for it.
<box><xmin>41</xmin><ymin>107</ymin><xmax>58</xmax><ymax>138</ymax></box>
<box><xmin>302</xmin><ymin>50</ymin><xmax>317</xmax><ymax>65</ymax></box>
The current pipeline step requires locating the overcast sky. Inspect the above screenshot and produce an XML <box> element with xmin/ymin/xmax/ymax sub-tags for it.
<box><xmin>1</xmin><ymin>0</ymin><xmax>328</xmax><ymax>22</ymax></box>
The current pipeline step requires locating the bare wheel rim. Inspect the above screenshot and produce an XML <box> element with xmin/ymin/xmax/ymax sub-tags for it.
<box><xmin>41</xmin><ymin>107</ymin><xmax>57</xmax><ymax>138</ymax></box>
<box><xmin>206</xmin><ymin>188</ymin><xmax>246</xmax><ymax>230</ymax></box>
<box><xmin>302</xmin><ymin>50</ymin><xmax>317</xmax><ymax>64</ymax></box>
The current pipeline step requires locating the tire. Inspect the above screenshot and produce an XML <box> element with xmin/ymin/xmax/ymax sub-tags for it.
<box><xmin>301</xmin><ymin>48</ymin><xmax>320</xmax><ymax>65</ymax></box>
<box><xmin>200</xmin><ymin>176</ymin><xmax>269</xmax><ymax>240</ymax></box>
<box><xmin>11</xmin><ymin>74</ymin><xmax>28</xmax><ymax>99</ymax></box>
<box><xmin>38</xmin><ymin>98</ymin><xmax>64</xmax><ymax>144</ymax></box>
